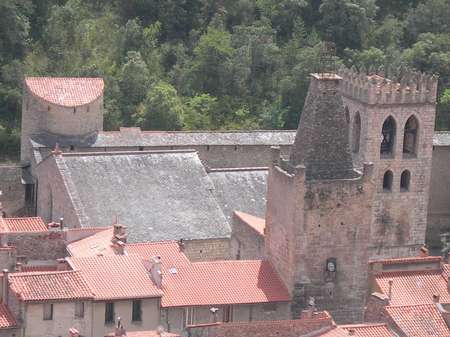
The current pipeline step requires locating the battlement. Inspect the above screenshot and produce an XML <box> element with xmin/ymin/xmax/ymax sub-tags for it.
<box><xmin>338</xmin><ymin>66</ymin><xmax>438</xmax><ymax>105</ymax></box>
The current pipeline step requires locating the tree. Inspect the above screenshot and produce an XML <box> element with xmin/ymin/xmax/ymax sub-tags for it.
<box><xmin>133</xmin><ymin>81</ymin><xmax>183</xmax><ymax>130</ymax></box>
<box><xmin>183</xmin><ymin>94</ymin><xmax>218</xmax><ymax>130</ymax></box>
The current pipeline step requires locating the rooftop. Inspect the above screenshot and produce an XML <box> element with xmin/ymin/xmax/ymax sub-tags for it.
<box><xmin>340</xmin><ymin>323</ymin><xmax>396</xmax><ymax>337</ymax></box>
<box><xmin>66</xmin><ymin>227</ymin><xmax>115</xmax><ymax>257</ymax></box>
<box><xmin>53</xmin><ymin>150</ymin><xmax>231</xmax><ymax>242</ymax></box>
<box><xmin>208</xmin><ymin>168</ymin><xmax>268</xmax><ymax>222</ymax></box>
<box><xmin>25</xmin><ymin>77</ymin><xmax>104</xmax><ymax>107</ymax></box>
<box><xmin>9</xmin><ymin>270</ymin><xmax>93</xmax><ymax>302</ymax></box>
<box><xmin>386</xmin><ymin>304</ymin><xmax>450</xmax><ymax>337</ymax></box>
<box><xmin>234</xmin><ymin>211</ymin><xmax>266</xmax><ymax>236</ymax></box>
<box><xmin>375</xmin><ymin>269</ymin><xmax>450</xmax><ymax>306</ymax></box>
<box><xmin>0</xmin><ymin>303</ymin><xmax>17</xmax><ymax>330</ymax></box>
<box><xmin>161</xmin><ymin>260</ymin><xmax>290</xmax><ymax>307</ymax></box>
<box><xmin>0</xmin><ymin>217</ymin><xmax>48</xmax><ymax>233</ymax></box>
<box><xmin>68</xmin><ymin>254</ymin><xmax>163</xmax><ymax>300</ymax></box>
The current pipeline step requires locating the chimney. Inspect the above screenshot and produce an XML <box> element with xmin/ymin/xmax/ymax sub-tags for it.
<box><xmin>57</xmin><ymin>258</ymin><xmax>68</xmax><ymax>271</ymax></box>
<box><xmin>420</xmin><ymin>246</ymin><xmax>429</xmax><ymax>257</ymax></box>
<box><xmin>2</xmin><ymin>269</ymin><xmax>8</xmax><ymax>305</ymax></box>
<box><xmin>15</xmin><ymin>262</ymin><xmax>22</xmax><ymax>272</ymax></box>
<box><xmin>113</xmin><ymin>224</ymin><xmax>127</xmax><ymax>243</ymax></box>
<box><xmin>178</xmin><ymin>238</ymin><xmax>185</xmax><ymax>251</ymax></box>
<box><xmin>68</xmin><ymin>328</ymin><xmax>79</xmax><ymax>337</ymax></box>
<box><xmin>300</xmin><ymin>297</ymin><xmax>316</xmax><ymax>319</ymax></box>
<box><xmin>300</xmin><ymin>309</ymin><xmax>313</xmax><ymax>319</ymax></box>
<box><xmin>113</xmin><ymin>240</ymin><xmax>125</xmax><ymax>255</ymax></box>
<box><xmin>150</xmin><ymin>256</ymin><xmax>163</xmax><ymax>288</ymax></box>
<box><xmin>59</xmin><ymin>217</ymin><xmax>64</xmax><ymax>230</ymax></box>
<box><xmin>388</xmin><ymin>279</ymin><xmax>393</xmax><ymax>300</ymax></box>
<box><xmin>433</xmin><ymin>294</ymin><xmax>440</xmax><ymax>303</ymax></box>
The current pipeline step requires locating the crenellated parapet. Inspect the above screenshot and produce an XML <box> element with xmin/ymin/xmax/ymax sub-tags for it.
<box><xmin>338</xmin><ymin>66</ymin><xmax>438</xmax><ymax>105</ymax></box>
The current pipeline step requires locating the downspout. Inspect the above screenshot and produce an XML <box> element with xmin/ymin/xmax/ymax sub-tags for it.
<box><xmin>90</xmin><ymin>301</ymin><xmax>94</xmax><ymax>337</ymax></box>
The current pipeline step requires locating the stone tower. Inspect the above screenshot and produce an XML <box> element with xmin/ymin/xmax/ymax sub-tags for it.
<box><xmin>338</xmin><ymin>67</ymin><xmax>438</xmax><ymax>259</ymax></box>
<box><xmin>21</xmin><ymin>77</ymin><xmax>104</xmax><ymax>163</ymax></box>
<box><xmin>265</xmin><ymin>72</ymin><xmax>375</xmax><ymax>323</ymax></box>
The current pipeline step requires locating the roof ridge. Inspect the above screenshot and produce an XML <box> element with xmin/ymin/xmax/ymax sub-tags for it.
<box><xmin>340</xmin><ymin>323</ymin><xmax>388</xmax><ymax>328</ymax></box>
<box><xmin>61</xmin><ymin>149</ymin><xmax>197</xmax><ymax>157</ymax></box>
<box><xmin>386</xmin><ymin>303</ymin><xmax>438</xmax><ymax>309</ymax></box>
<box><xmin>10</xmin><ymin>270</ymin><xmax>79</xmax><ymax>277</ymax></box>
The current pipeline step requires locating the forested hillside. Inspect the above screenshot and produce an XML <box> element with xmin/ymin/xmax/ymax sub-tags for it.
<box><xmin>1</xmin><ymin>0</ymin><xmax>450</xmax><ymax>159</ymax></box>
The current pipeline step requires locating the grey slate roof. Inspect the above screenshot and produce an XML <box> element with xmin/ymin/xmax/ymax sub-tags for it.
<box><xmin>57</xmin><ymin>150</ymin><xmax>231</xmax><ymax>242</ymax></box>
<box><xmin>30</xmin><ymin>128</ymin><xmax>297</xmax><ymax>148</ymax></box>
<box><xmin>209</xmin><ymin>168</ymin><xmax>268</xmax><ymax>222</ymax></box>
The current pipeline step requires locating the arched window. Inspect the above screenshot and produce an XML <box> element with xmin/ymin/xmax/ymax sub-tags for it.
<box><xmin>403</xmin><ymin>116</ymin><xmax>418</xmax><ymax>156</ymax></box>
<box><xmin>352</xmin><ymin>112</ymin><xmax>361</xmax><ymax>153</ymax></box>
<box><xmin>381</xmin><ymin>116</ymin><xmax>396</xmax><ymax>157</ymax></box>
<box><xmin>345</xmin><ymin>107</ymin><xmax>350</xmax><ymax>124</ymax></box>
<box><xmin>383</xmin><ymin>170</ymin><xmax>393</xmax><ymax>192</ymax></box>
<box><xmin>400</xmin><ymin>170</ymin><xmax>411</xmax><ymax>192</ymax></box>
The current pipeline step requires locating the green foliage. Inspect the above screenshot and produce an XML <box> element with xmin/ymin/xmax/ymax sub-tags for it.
<box><xmin>134</xmin><ymin>81</ymin><xmax>183</xmax><ymax>130</ymax></box>
<box><xmin>1</xmin><ymin>0</ymin><xmax>450</xmax><ymax>161</ymax></box>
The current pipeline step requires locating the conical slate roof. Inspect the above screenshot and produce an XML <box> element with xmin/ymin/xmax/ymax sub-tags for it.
<box><xmin>289</xmin><ymin>73</ymin><xmax>358</xmax><ymax>180</ymax></box>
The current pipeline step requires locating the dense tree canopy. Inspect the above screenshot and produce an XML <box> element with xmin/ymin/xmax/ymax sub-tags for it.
<box><xmin>0</xmin><ymin>0</ymin><xmax>449</xmax><ymax>159</ymax></box>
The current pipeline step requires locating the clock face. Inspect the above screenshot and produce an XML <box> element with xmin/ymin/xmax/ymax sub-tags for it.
<box><xmin>327</xmin><ymin>261</ymin><xmax>336</xmax><ymax>272</ymax></box>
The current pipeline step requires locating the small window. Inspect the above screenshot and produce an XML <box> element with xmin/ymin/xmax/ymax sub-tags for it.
<box><xmin>69</xmin><ymin>145</ymin><xmax>75</xmax><ymax>151</ymax></box>
<box><xmin>43</xmin><ymin>303</ymin><xmax>53</xmax><ymax>320</ymax></box>
<box><xmin>206</xmin><ymin>145</ymin><xmax>210</xmax><ymax>151</ymax></box>
<box><xmin>75</xmin><ymin>302</ymin><xmax>84</xmax><ymax>318</ymax></box>
<box><xmin>73</xmin><ymin>107</ymin><xmax>76</xmax><ymax>113</ymax></box>
<box><xmin>263</xmin><ymin>303</ymin><xmax>277</xmax><ymax>313</ymax></box>
<box><xmin>345</xmin><ymin>107</ymin><xmax>350</xmax><ymax>123</ymax></box>
<box><xmin>132</xmin><ymin>300</ymin><xmax>142</xmax><ymax>322</ymax></box>
<box><xmin>383</xmin><ymin>170</ymin><xmax>393</xmax><ymax>192</ymax></box>
<box><xmin>400</xmin><ymin>170</ymin><xmax>411</xmax><ymax>192</ymax></box>
<box><xmin>138</xmin><ymin>146</ymin><xmax>144</xmax><ymax>151</ymax></box>
<box><xmin>380</xmin><ymin>116</ymin><xmax>396</xmax><ymax>157</ymax></box>
<box><xmin>352</xmin><ymin>112</ymin><xmax>361</xmax><ymax>153</ymax></box>
<box><xmin>105</xmin><ymin>302</ymin><xmax>114</xmax><ymax>324</ymax></box>
<box><xmin>403</xmin><ymin>116</ymin><xmax>418</xmax><ymax>157</ymax></box>
<box><xmin>184</xmin><ymin>307</ymin><xmax>195</xmax><ymax>327</ymax></box>
<box><xmin>223</xmin><ymin>305</ymin><xmax>233</xmax><ymax>322</ymax></box>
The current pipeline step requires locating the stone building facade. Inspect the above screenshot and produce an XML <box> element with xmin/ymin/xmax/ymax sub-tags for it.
<box><xmin>339</xmin><ymin>69</ymin><xmax>438</xmax><ymax>258</ymax></box>
<box><xmin>265</xmin><ymin>73</ymin><xmax>375</xmax><ymax>323</ymax></box>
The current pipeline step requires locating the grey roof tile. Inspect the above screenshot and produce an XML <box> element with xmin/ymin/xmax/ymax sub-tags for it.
<box><xmin>58</xmin><ymin>151</ymin><xmax>231</xmax><ymax>242</ymax></box>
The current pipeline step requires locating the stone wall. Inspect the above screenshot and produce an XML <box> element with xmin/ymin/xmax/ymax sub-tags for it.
<box><xmin>183</xmin><ymin>238</ymin><xmax>231</xmax><ymax>262</ymax></box>
<box><xmin>342</xmin><ymin>90</ymin><xmax>436</xmax><ymax>259</ymax></box>
<box><xmin>21</xmin><ymin>84</ymin><xmax>103</xmax><ymax>163</ymax></box>
<box><xmin>427</xmin><ymin>146</ymin><xmax>450</xmax><ymax>249</ymax></box>
<box><xmin>0</xmin><ymin>165</ymin><xmax>25</xmax><ymax>216</ymax></box>
<box><xmin>6</xmin><ymin>231</ymin><xmax>66</xmax><ymax>261</ymax></box>
<box><xmin>231</xmin><ymin>214</ymin><xmax>265</xmax><ymax>260</ymax></box>
<box><xmin>163</xmin><ymin>302</ymin><xmax>290</xmax><ymax>335</ymax></box>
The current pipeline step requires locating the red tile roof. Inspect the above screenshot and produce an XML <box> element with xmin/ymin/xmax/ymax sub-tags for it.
<box><xmin>114</xmin><ymin>331</ymin><xmax>180</xmax><ymax>337</ymax></box>
<box><xmin>125</xmin><ymin>241</ymin><xmax>190</xmax><ymax>269</ymax></box>
<box><xmin>234</xmin><ymin>211</ymin><xmax>265</xmax><ymax>236</ymax></box>
<box><xmin>375</xmin><ymin>270</ymin><xmax>450</xmax><ymax>305</ymax></box>
<box><xmin>20</xmin><ymin>265</ymin><xmax>58</xmax><ymax>272</ymax></box>
<box><xmin>314</xmin><ymin>327</ymin><xmax>352</xmax><ymax>336</ymax></box>
<box><xmin>0</xmin><ymin>303</ymin><xmax>17</xmax><ymax>329</ymax></box>
<box><xmin>68</xmin><ymin>254</ymin><xmax>162</xmax><ymax>300</ymax></box>
<box><xmin>340</xmin><ymin>323</ymin><xmax>396</xmax><ymax>337</ymax></box>
<box><xmin>66</xmin><ymin>228</ymin><xmax>115</xmax><ymax>257</ymax></box>
<box><xmin>369</xmin><ymin>255</ymin><xmax>442</xmax><ymax>265</ymax></box>
<box><xmin>161</xmin><ymin>260</ymin><xmax>290</xmax><ymax>307</ymax></box>
<box><xmin>386</xmin><ymin>304</ymin><xmax>450</xmax><ymax>337</ymax></box>
<box><xmin>0</xmin><ymin>217</ymin><xmax>48</xmax><ymax>233</ymax></box>
<box><xmin>25</xmin><ymin>77</ymin><xmax>104</xmax><ymax>107</ymax></box>
<box><xmin>9</xmin><ymin>271</ymin><xmax>93</xmax><ymax>302</ymax></box>
<box><xmin>200</xmin><ymin>311</ymin><xmax>334</xmax><ymax>337</ymax></box>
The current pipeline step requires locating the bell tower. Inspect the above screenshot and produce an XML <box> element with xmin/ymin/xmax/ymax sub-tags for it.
<box><xmin>265</xmin><ymin>43</ymin><xmax>375</xmax><ymax>323</ymax></box>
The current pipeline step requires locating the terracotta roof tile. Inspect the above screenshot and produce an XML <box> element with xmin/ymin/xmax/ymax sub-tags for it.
<box><xmin>369</xmin><ymin>256</ymin><xmax>442</xmax><ymax>265</ymax></box>
<box><xmin>234</xmin><ymin>211</ymin><xmax>265</xmax><ymax>236</ymax></box>
<box><xmin>68</xmin><ymin>254</ymin><xmax>162</xmax><ymax>300</ymax></box>
<box><xmin>161</xmin><ymin>260</ymin><xmax>290</xmax><ymax>307</ymax></box>
<box><xmin>20</xmin><ymin>265</ymin><xmax>58</xmax><ymax>272</ymax></box>
<box><xmin>0</xmin><ymin>217</ymin><xmax>48</xmax><ymax>233</ymax></box>
<box><xmin>125</xmin><ymin>241</ymin><xmax>190</xmax><ymax>268</ymax></box>
<box><xmin>340</xmin><ymin>323</ymin><xmax>396</xmax><ymax>337</ymax></box>
<box><xmin>375</xmin><ymin>270</ymin><xmax>450</xmax><ymax>305</ymax></box>
<box><xmin>25</xmin><ymin>77</ymin><xmax>104</xmax><ymax>107</ymax></box>
<box><xmin>386</xmin><ymin>304</ymin><xmax>450</xmax><ymax>337</ymax></box>
<box><xmin>205</xmin><ymin>311</ymin><xmax>334</xmax><ymax>337</ymax></box>
<box><xmin>67</xmin><ymin>228</ymin><xmax>115</xmax><ymax>257</ymax></box>
<box><xmin>113</xmin><ymin>331</ymin><xmax>180</xmax><ymax>337</ymax></box>
<box><xmin>9</xmin><ymin>271</ymin><xmax>93</xmax><ymax>302</ymax></box>
<box><xmin>0</xmin><ymin>303</ymin><xmax>17</xmax><ymax>329</ymax></box>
